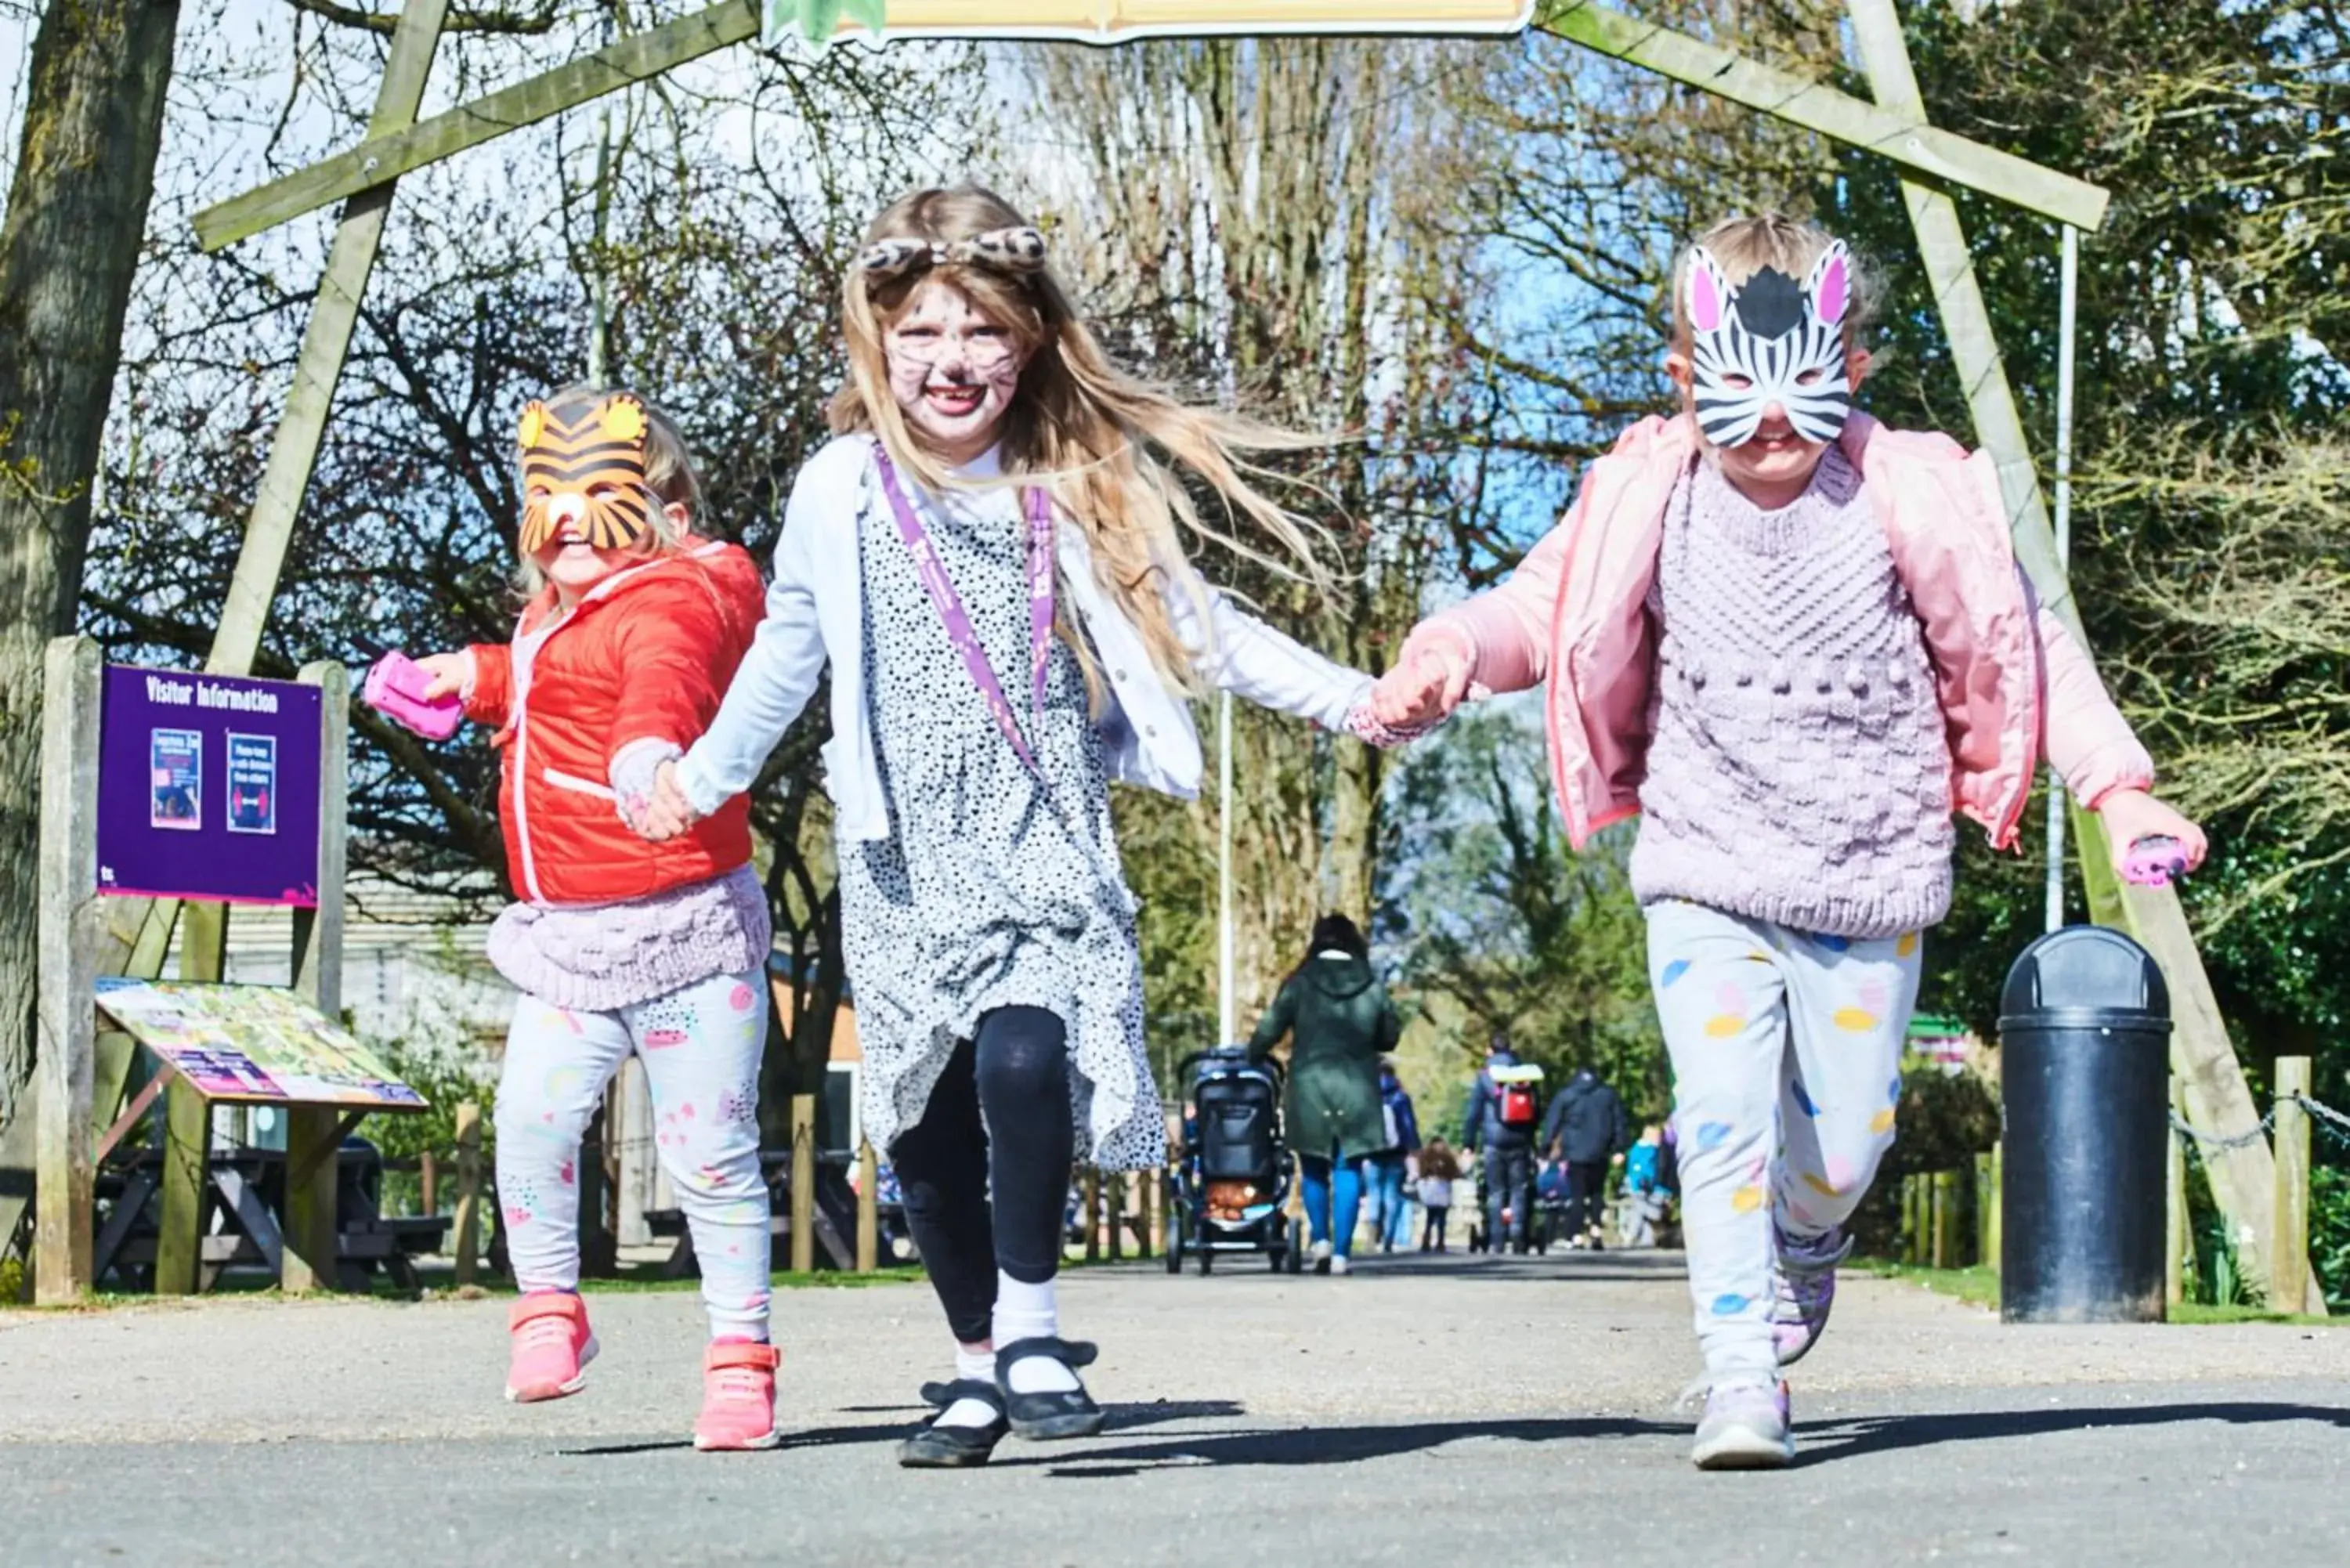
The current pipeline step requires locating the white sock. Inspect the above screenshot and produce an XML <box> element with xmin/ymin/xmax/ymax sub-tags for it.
<box><xmin>992</xmin><ymin>1271</ymin><xmax>1080</xmax><ymax>1395</ymax></box>
<box><xmin>934</xmin><ymin>1339</ymin><xmax>1000</xmax><ymax>1430</ymax></box>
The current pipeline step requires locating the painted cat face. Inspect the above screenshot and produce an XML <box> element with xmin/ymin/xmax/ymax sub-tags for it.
<box><xmin>517</xmin><ymin>394</ymin><xmax>653</xmax><ymax>553</ymax></box>
<box><xmin>1683</xmin><ymin>240</ymin><xmax>1854</xmax><ymax>447</ymax></box>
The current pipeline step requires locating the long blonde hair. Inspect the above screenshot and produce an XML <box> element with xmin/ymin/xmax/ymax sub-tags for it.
<box><xmin>830</xmin><ymin>185</ymin><xmax>1334</xmax><ymax>693</ymax></box>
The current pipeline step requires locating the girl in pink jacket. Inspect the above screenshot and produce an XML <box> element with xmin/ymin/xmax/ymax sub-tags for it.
<box><xmin>1373</xmin><ymin>212</ymin><xmax>2204</xmax><ymax>1470</ymax></box>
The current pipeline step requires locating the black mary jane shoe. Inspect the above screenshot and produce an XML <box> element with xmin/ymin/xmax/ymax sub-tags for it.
<box><xmin>896</xmin><ymin>1379</ymin><xmax>1010</xmax><ymax>1469</ymax></box>
<box><xmin>995</xmin><ymin>1337</ymin><xmax>1105</xmax><ymax>1441</ymax></box>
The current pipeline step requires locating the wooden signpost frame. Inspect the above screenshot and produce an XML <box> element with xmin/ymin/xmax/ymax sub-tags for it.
<box><xmin>160</xmin><ymin>0</ymin><xmax>2309</xmax><ymax>1308</ymax></box>
<box><xmin>24</xmin><ymin>641</ymin><xmax>356</xmax><ymax>1303</ymax></box>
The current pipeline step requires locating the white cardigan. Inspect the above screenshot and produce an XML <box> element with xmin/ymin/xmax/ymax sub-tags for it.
<box><xmin>676</xmin><ymin>435</ymin><xmax>1373</xmax><ymax>841</ymax></box>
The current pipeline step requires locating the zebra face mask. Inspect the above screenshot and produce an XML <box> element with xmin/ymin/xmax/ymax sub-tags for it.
<box><xmin>1683</xmin><ymin>241</ymin><xmax>1854</xmax><ymax>448</ymax></box>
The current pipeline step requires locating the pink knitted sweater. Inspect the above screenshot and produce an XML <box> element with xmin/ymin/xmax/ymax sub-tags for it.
<box><xmin>1628</xmin><ymin>448</ymin><xmax>1954</xmax><ymax>938</ymax></box>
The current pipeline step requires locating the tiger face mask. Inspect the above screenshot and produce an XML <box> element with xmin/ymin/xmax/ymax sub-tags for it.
<box><xmin>1683</xmin><ymin>240</ymin><xmax>1855</xmax><ymax>448</ymax></box>
<box><xmin>517</xmin><ymin>394</ymin><xmax>653</xmax><ymax>554</ymax></box>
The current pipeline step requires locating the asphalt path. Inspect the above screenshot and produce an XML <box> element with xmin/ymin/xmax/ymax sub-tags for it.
<box><xmin>5</xmin><ymin>1249</ymin><xmax>2346</xmax><ymax>1566</ymax></box>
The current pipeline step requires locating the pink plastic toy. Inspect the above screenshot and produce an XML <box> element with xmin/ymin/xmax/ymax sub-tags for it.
<box><xmin>363</xmin><ymin>651</ymin><xmax>463</xmax><ymax>741</ymax></box>
<box><xmin>2121</xmin><ymin>835</ymin><xmax>2189</xmax><ymax>889</ymax></box>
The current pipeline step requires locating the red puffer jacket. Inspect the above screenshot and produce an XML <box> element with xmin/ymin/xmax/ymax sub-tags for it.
<box><xmin>465</xmin><ymin>539</ymin><xmax>765</xmax><ymax>905</ymax></box>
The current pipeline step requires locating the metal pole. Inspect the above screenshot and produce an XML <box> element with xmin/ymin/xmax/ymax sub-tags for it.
<box><xmin>1217</xmin><ymin>690</ymin><xmax>1236</xmax><ymax>1044</ymax></box>
<box><xmin>2043</xmin><ymin>222</ymin><xmax>2078</xmax><ymax>934</ymax></box>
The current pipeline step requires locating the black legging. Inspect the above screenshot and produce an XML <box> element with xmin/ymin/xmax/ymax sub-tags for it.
<box><xmin>1566</xmin><ymin>1158</ymin><xmax>1609</xmax><ymax>1237</ymax></box>
<box><xmin>888</xmin><ymin>1005</ymin><xmax>1073</xmax><ymax>1345</ymax></box>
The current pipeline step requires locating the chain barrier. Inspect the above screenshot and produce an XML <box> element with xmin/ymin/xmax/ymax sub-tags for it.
<box><xmin>2294</xmin><ymin>1093</ymin><xmax>2350</xmax><ymax>1151</ymax></box>
<box><xmin>2168</xmin><ymin>1093</ymin><xmax>2350</xmax><ymax>1157</ymax></box>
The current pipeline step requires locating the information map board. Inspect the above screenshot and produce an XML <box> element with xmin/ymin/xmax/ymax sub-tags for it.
<box><xmin>96</xmin><ymin>666</ymin><xmax>325</xmax><ymax>906</ymax></box>
<box><xmin>94</xmin><ymin>978</ymin><xmax>426</xmax><ymax>1111</ymax></box>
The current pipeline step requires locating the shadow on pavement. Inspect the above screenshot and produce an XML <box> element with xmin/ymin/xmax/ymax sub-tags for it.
<box><xmin>556</xmin><ymin>1400</ymin><xmax>1249</xmax><ymax>1459</ymax></box>
<box><xmin>1007</xmin><ymin>1414</ymin><xmax>1673</xmax><ymax>1479</ymax></box>
<box><xmin>1795</xmin><ymin>1399</ymin><xmax>2350</xmax><ymax>1467</ymax></box>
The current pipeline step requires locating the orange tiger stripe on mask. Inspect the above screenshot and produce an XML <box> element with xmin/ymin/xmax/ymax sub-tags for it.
<box><xmin>518</xmin><ymin>393</ymin><xmax>653</xmax><ymax>554</ymax></box>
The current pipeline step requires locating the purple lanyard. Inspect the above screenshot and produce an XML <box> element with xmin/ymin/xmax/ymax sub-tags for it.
<box><xmin>870</xmin><ymin>446</ymin><xmax>1056</xmax><ymax>775</ymax></box>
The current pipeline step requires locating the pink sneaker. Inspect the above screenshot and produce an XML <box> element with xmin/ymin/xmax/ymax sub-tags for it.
<box><xmin>693</xmin><ymin>1340</ymin><xmax>782</xmax><ymax>1451</ymax></box>
<box><xmin>504</xmin><ymin>1292</ymin><xmax>598</xmax><ymax>1403</ymax></box>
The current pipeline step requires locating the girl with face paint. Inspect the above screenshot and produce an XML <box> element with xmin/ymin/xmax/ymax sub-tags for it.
<box><xmin>407</xmin><ymin>388</ymin><xmax>785</xmax><ymax>1451</ymax></box>
<box><xmin>1371</xmin><ymin>212</ymin><xmax>2205</xmax><ymax>1470</ymax></box>
<box><xmin>629</xmin><ymin>186</ymin><xmax>1405</xmax><ymax>1469</ymax></box>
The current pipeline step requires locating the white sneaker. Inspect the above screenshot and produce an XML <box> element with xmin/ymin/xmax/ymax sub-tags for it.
<box><xmin>1329</xmin><ymin>1255</ymin><xmax>1350</xmax><ymax>1276</ymax></box>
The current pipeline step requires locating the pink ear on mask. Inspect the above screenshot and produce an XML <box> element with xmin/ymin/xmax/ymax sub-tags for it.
<box><xmin>1810</xmin><ymin>241</ymin><xmax>1852</xmax><ymax>328</ymax></box>
<box><xmin>1687</xmin><ymin>247</ymin><xmax>1727</xmax><ymax>334</ymax></box>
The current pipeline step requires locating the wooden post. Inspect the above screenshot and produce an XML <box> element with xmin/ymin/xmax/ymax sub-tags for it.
<box><xmin>789</xmin><ymin>1093</ymin><xmax>815</xmax><ymax>1274</ymax></box>
<box><xmin>420</xmin><ymin>1150</ymin><xmax>439</xmax><ymax>1219</ymax></box>
<box><xmin>1986</xmin><ymin>1143</ymin><xmax>2003</xmax><ymax>1275</ymax></box>
<box><xmin>1108</xmin><ymin>1173</ymin><xmax>1126</xmax><ymax>1263</ymax></box>
<box><xmin>1932</xmin><ymin>1170</ymin><xmax>1958</xmax><ymax>1270</ymax></box>
<box><xmin>2166</xmin><ymin>1078</ymin><xmax>2189</xmax><ymax>1310</ymax></box>
<box><xmin>855</xmin><ymin>1140</ymin><xmax>877</xmax><ymax>1274</ymax></box>
<box><xmin>1974</xmin><ymin>1152</ymin><xmax>1994</xmax><ymax>1270</ymax></box>
<box><xmin>154</xmin><ymin>902</ymin><xmax>226</xmax><ymax>1296</ymax></box>
<box><xmin>613</xmin><ymin>1059</ymin><xmax>656</xmax><ymax>1248</ymax></box>
<box><xmin>33</xmin><ymin>636</ymin><xmax>103</xmax><ymax>1303</ymax></box>
<box><xmin>1083</xmin><ymin>1167</ymin><xmax>1102</xmax><ymax>1263</ymax></box>
<box><xmin>452</xmin><ymin>1100</ymin><xmax>483</xmax><ymax>1286</ymax></box>
<box><xmin>282</xmin><ymin>661</ymin><xmax>348</xmax><ymax>1292</ymax></box>
<box><xmin>1847</xmin><ymin>0</ymin><xmax>2294</xmax><ymax>1314</ymax></box>
<box><xmin>1147</xmin><ymin>1168</ymin><xmax>1165</xmax><ymax>1259</ymax></box>
<box><xmin>2273</xmin><ymin>1057</ymin><xmax>2313</xmax><ymax>1317</ymax></box>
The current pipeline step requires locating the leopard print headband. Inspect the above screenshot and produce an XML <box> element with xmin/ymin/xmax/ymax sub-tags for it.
<box><xmin>854</xmin><ymin>226</ymin><xmax>1049</xmax><ymax>282</ymax></box>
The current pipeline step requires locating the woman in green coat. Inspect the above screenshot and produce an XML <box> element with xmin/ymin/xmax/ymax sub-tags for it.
<box><xmin>1248</xmin><ymin>914</ymin><xmax>1401</xmax><ymax>1274</ymax></box>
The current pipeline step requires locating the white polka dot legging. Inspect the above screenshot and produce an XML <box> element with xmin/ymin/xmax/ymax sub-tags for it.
<box><xmin>493</xmin><ymin>966</ymin><xmax>771</xmax><ymax>1339</ymax></box>
<box><xmin>1646</xmin><ymin>898</ymin><xmax>1922</xmax><ymax>1384</ymax></box>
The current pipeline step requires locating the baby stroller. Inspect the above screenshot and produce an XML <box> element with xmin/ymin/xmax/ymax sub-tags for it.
<box><xmin>1166</xmin><ymin>1046</ymin><xmax>1299</xmax><ymax>1275</ymax></box>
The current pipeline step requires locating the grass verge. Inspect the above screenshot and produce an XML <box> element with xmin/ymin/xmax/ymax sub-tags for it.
<box><xmin>1859</xmin><ymin>1258</ymin><xmax>2335</xmax><ymax>1325</ymax></box>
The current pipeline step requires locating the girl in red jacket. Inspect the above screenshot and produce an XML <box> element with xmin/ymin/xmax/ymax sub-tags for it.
<box><xmin>410</xmin><ymin>388</ymin><xmax>778</xmax><ymax>1450</ymax></box>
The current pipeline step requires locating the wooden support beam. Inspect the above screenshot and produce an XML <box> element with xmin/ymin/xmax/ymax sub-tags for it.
<box><xmin>154</xmin><ymin>902</ymin><xmax>226</xmax><ymax>1296</ymax></box>
<box><xmin>452</xmin><ymin>1100</ymin><xmax>483</xmax><ymax>1286</ymax></box>
<box><xmin>199</xmin><ymin>0</ymin><xmax>2103</xmax><ymax>258</ymax></box>
<box><xmin>34</xmin><ymin>635</ymin><xmax>103</xmax><ymax>1304</ymax></box>
<box><xmin>283</xmin><ymin>660</ymin><xmax>349</xmax><ymax>1292</ymax></box>
<box><xmin>2165</xmin><ymin>1079</ymin><xmax>2188</xmax><ymax>1311</ymax></box>
<box><xmin>205</xmin><ymin>2</ymin><xmax>450</xmax><ymax>672</ymax></box>
<box><xmin>1538</xmin><ymin>1</ymin><xmax>2106</xmax><ymax>231</ymax></box>
<box><xmin>855</xmin><ymin>1140</ymin><xmax>877</xmax><ymax>1274</ymax></box>
<box><xmin>1843</xmin><ymin>0</ymin><xmax>2308</xmax><ymax>1313</ymax></box>
<box><xmin>2272</xmin><ymin>1057</ymin><xmax>2316</xmax><ymax>1317</ymax></box>
<box><xmin>789</xmin><ymin>1093</ymin><xmax>815</xmax><ymax>1274</ymax></box>
<box><xmin>197</xmin><ymin>1</ymin><xmax>756</xmax><ymax>252</ymax></box>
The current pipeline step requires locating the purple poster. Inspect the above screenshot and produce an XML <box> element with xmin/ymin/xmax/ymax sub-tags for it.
<box><xmin>96</xmin><ymin>667</ymin><xmax>325</xmax><ymax>907</ymax></box>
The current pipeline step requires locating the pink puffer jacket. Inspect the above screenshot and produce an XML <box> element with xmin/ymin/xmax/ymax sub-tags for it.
<box><xmin>1408</xmin><ymin>412</ymin><xmax>2153</xmax><ymax>851</ymax></box>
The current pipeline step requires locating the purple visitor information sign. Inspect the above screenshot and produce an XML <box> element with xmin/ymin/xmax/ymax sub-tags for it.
<box><xmin>96</xmin><ymin>665</ymin><xmax>326</xmax><ymax>907</ymax></box>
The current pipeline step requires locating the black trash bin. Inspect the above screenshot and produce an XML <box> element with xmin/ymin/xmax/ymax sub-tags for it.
<box><xmin>1998</xmin><ymin>925</ymin><xmax>2173</xmax><ymax>1323</ymax></box>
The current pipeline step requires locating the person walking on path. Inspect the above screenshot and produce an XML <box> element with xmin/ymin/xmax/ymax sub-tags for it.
<box><xmin>1249</xmin><ymin>913</ymin><xmax>1402</xmax><ymax>1275</ymax></box>
<box><xmin>1415</xmin><ymin>1136</ymin><xmax>1461</xmax><ymax>1251</ymax></box>
<box><xmin>1365</xmin><ymin>1061</ymin><xmax>1423</xmax><ymax>1254</ymax></box>
<box><xmin>1542</xmin><ymin>1065</ymin><xmax>1630</xmax><ymax>1248</ymax></box>
<box><xmin>1460</xmin><ymin>1032</ymin><xmax>1542</xmax><ymax>1255</ymax></box>
<box><xmin>1375</xmin><ymin>211</ymin><xmax>2205</xmax><ymax>1468</ymax></box>
<box><xmin>639</xmin><ymin>186</ymin><xmax>1405</xmax><ymax>1469</ymax></box>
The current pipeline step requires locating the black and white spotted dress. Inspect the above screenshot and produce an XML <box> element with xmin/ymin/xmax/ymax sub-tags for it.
<box><xmin>842</xmin><ymin>450</ymin><xmax>1166</xmax><ymax>1171</ymax></box>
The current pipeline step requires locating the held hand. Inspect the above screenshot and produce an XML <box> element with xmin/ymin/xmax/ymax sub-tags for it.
<box><xmin>1372</xmin><ymin>632</ymin><xmax>1473</xmax><ymax>728</ymax></box>
<box><xmin>413</xmin><ymin>651</ymin><xmax>475</xmax><ymax>703</ymax></box>
<box><xmin>2095</xmin><ymin>788</ymin><xmax>2208</xmax><ymax>883</ymax></box>
<box><xmin>635</xmin><ymin>760</ymin><xmax>703</xmax><ymax>844</ymax></box>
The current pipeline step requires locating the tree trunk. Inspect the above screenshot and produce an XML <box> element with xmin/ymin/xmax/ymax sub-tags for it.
<box><xmin>0</xmin><ymin>0</ymin><xmax>180</xmax><ymax>1125</ymax></box>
